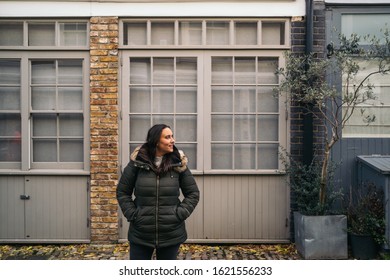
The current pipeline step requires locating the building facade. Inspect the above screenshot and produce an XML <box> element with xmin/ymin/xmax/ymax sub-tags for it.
<box><xmin>0</xmin><ymin>0</ymin><xmax>388</xmax><ymax>244</ymax></box>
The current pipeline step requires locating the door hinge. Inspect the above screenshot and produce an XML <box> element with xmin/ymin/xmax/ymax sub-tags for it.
<box><xmin>87</xmin><ymin>218</ymin><xmax>90</xmax><ymax>228</ymax></box>
<box><xmin>87</xmin><ymin>179</ymin><xmax>90</xmax><ymax>192</ymax></box>
<box><xmin>119</xmin><ymin>217</ymin><xmax>123</xmax><ymax>228</ymax></box>
<box><xmin>285</xmin><ymin>218</ymin><xmax>289</xmax><ymax>227</ymax></box>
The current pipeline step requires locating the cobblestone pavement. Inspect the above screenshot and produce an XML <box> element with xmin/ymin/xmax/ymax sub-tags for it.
<box><xmin>0</xmin><ymin>243</ymin><xmax>302</xmax><ymax>260</ymax></box>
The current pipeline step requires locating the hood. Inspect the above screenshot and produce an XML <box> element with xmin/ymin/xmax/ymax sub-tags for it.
<box><xmin>130</xmin><ymin>144</ymin><xmax>188</xmax><ymax>173</ymax></box>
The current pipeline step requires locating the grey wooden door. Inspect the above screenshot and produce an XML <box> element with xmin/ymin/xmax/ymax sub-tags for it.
<box><xmin>0</xmin><ymin>176</ymin><xmax>25</xmax><ymax>239</ymax></box>
<box><xmin>0</xmin><ymin>175</ymin><xmax>90</xmax><ymax>242</ymax></box>
<box><xmin>119</xmin><ymin>174</ymin><xmax>289</xmax><ymax>243</ymax></box>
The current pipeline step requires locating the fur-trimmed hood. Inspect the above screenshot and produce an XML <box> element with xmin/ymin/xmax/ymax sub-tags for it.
<box><xmin>130</xmin><ymin>144</ymin><xmax>188</xmax><ymax>173</ymax></box>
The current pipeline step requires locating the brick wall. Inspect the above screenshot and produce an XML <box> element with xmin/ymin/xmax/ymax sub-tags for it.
<box><xmin>289</xmin><ymin>2</ymin><xmax>326</xmax><ymax>239</ymax></box>
<box><xmin>89</xmin><ymin>17</ymin><xmax>120</xmax><ymax>243</ymax></box>
<box><xmin>289</xmin><ymin>2</ymin><xmax>326</xmax><ymax>162</ymax></box>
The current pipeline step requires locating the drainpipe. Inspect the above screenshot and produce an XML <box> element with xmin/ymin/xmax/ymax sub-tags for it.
<box><xmin>303</xmin><ymin>0</ymin><xmax>314</xmax><ymax>166</ymax></box>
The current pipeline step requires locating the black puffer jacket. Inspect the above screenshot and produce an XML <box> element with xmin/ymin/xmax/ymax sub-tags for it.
<box><xmin>116</xmin><ymin>145</ymin><xmax>199</xmax><ymax>248</ymax></box>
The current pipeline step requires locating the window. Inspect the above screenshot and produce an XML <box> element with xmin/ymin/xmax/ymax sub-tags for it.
<box><xmin>121</xmin><ymin>18</ymin><xmax>287</xmax><ymax>173</ymax></box>
<box><xmin>210</xmin><ymin>56</ymin><xmax>280</xmax><ymax>170</ymax></box>
<box><xmin>127</xmin><ymin>55</ymin><xmax>199</xmax><ymax>168</ymax></box>
<box><xmin>0</xmin><ymin>60</ymin><xmax>21</xmax><ymax>166</ymax></box>
<box><xmin>0</xmin><ymin>20</ymin><xmax>88</xmax><ymax>48</ymax></box>
<box><xmin>341</xmin><ymin>14</ymin><xmax>389</xmax><ymax>45</ymax></box>
<box><xmin>0</xmin><ymin>19</ymin><xmax>89</xmax><ymax>171</ymax></box>
<box><xmin>343</xmin><ymin>59</ymin><xmax>390</xmax><ymax>137</ymax></box>
<box><xmin>121</xmin><ymin>19</ymin><xmax>289</xmax><ymax>48</ymax></box>
<box><xmin>340</xmin><ymin>13</ymin><xmax>390</xmax><ymax>137</ymax></box>
<box><xmin>123</xmin><ymin>51</ymin><xmax>285</xmax><ymax>173</ymax></box>
<box><xmin>31</xmin><ymin>59</ymin><xmax>85</xmax><ymax>167</ymax></box>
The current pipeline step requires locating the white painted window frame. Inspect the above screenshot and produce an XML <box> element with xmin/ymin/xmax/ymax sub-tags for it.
<box><xmin>0</xmin><ymin>51</ymin><xmax>90</xmax><ymax>173</ymax></box>
<box><xmin>121</xmin><ymin>50</ymin><xmax>288</xmax><ymax>174</ymax></box>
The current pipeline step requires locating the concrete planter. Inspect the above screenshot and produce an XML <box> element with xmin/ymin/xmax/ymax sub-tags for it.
<box><xmin>294</xmin><ymin>212</ymin><xmax>348</xmax><ymax>259</ymax></box>
<box><xmin>349</xmin><ymin>233</ymin><xmax>379</xmax><ymax>260</ymax></box>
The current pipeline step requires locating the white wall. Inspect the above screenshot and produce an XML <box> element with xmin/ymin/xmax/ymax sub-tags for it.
<box><xmin>0</xmin><ymin>1</ymin><xmax>306</xmax><ymax>17</ymax></box>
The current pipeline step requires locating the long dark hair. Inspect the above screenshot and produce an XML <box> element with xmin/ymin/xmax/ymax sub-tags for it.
<box><xmin>136</xmin><ymin>124</ymin><xmax>181</xmax><ymax>174</ymax></box>
<box><xmin>145</xmin><ymin>123</ymin><xmax>171</xmax><ymax>161</ymax></box>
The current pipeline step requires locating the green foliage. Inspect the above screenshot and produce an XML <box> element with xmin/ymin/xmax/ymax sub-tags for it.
<box><xmin>280</xmin><ymin>151</ymin><xmax>343</xmax><ymax>216</ymax></box>
<box><xmin>275</xmin><ymin>27</ymin><xmax>390</xmax><ymax>214</ymax></box>
<box><xmin>347</xmin><ymin>183</ymin><xmax>387</xmax><ymax>246</ymax></box>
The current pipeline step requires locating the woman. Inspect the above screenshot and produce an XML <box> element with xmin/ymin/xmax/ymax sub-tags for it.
<box><xmin>117</xmin><ymin>124</ymin><xmax>200</xmax><ymax>260</ymax></box>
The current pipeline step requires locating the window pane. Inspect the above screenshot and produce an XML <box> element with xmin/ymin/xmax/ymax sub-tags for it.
<box><xmin>0</xmin><ymin>113</ymin><xmax>21</xmax><ymax>161</ymax></box>
<box><xmin>176</xmin><ymin>87</ymin><xmax>197</xmax><ymax>113</ymax></box>
<box><xmin>178</xmin><ymin>143</ymin><xmax>197</xmax><ymax>170</ymax></box>
<box><xmin>212</xmin><ymin>57</ymin><xmax>233</xmax><ymax>84</ymax></box>
<box><xmin>343</xmin><ymin>59</ymin><xmax>390</xmax><ymax>136</ymax></box>
<box><xmin>235</xmin><ymin>57</ymin><xmax>256</xmax><ymax>84</ymax></box>
<box><xmin>130</xmin><ymin>58</ymin><xmax>151</xmax><ymax>84</ymax></box>
<box><xmin>0</xmin><ymin>139</ymin><xmax>21</xmax><ymax>162</ymax></box>
<box><xmin>234</xmin><ymin>144</ymin><xmax>255</xmax><ymax>169</ymax></box>
<box><xmin>235</xmin><ymin>22</ymin><xmax>257</xmax><ymax>45</ymax></box>
<box><xmin>60</xmin><ymin>140</ymin><xmax>83</xmax><ymax>162</ymax></box>
<box><xmin>58</xmin><ymin>87</ymin><xmax>83</xmax><ymax>110</ymax></box>
<box><xmin>0</xmin><ymin>60</ymin><xmax>21</xmax><ymax>84</ymax></box>
<box><xmin>212</xmin><ymin>86</ymin><xmax>233</xmax><ymax>112</ymax></box>
<box><xmin>31</xmin><ymin>61</ymin><xmax>56</xmax><ymax>84</ymax></box>
<box><xmin>235</xmin><ymin>87</ymin><xmax>256</xmax><ymax>112</ymax></box>
<box><xmin>0</xmin><ymin>114</ymin><xmax>21</xmax><ymax>137</ymax></box>
<box><xmin>344</xmin><ymin>125</ymin><xmax>390</xmax><ymax>136</ymax></box>
<box><xmin>33</xmin><ymin>139</ymin><xmax>57</xmax><ymax>162</ymax></box>
<box><xmin>207</xmin><ymin>21</ymin><xmax>229</xmax><ymax>45</ymax></box>
<box><xmin>130</xmin><ymin>87</ymin><xmax>151</xmax><ymax>113</ymax></box>
<box><xmin>179</xmin><ymin>22</ymin><xmax>202</xmax><ymax>45</ymax></box>
<box><xmin>375</xmin><ymin>86</ymin><xmax>390</xmax><ymax>106</ymax></box>
<box><xmin>258</xmin><ymin>144</ymin><xmax>278</xmax><ymax>169</ymax></box>
<box><xmin>348</xmin><ymin>107</ymin><xmax>390</xmax><ymax>126</ymax></box>
<box><xmin>124</xmin><ymin>22</ymin><xmax>147</xmax><ymax>45</ymax></box>
<box><xmin>212</xmin><ymin>144</ymin><xmax>232</xmax><ymax>169</ymax></box>
<box><xmin>58</xmin><ymin>60</ymin><xmax>83</xmax><ymax>84</ymax></box>
<box><xmin>258</xmin><ymin>115</ymin><xmax>278</xmax><ymax>141</ymax></box>
<box><xmin>28</xmin><ymin>23</ymin><xmax>55</xmax><ymax>46</ymax></box>
<box><xmin>130</xmin><ymin>115</ymin><xmax>150</xmax><ymax>142</ymax></box>
<box><xmin>176</xmin><ymin>115</ymin><xmax>197</xmax><ymax>141</ymax></box>
<box><xmin>258</xmin><ymin>58</ymin><xmax>278</xmax><ymax>84</ymax></box>
<box><xmin>59</xmin><ymin>23</ymin><xmax>87</xmax><ymax>46</ymax></box>
<box><xmin>152</xmin><ymin>115</ymin><xmax>174</xmax><ymax>129</ymax></box>
<box><xmin>354</xmin><ymin>60</ymin><xmax>390</xmax><ymax>84</ymax></box>
<box><xmin>31</xmin><ymin>87</ymin><xmax>56</xmax><ymax>110</ymax></box>
<box><xmin>33</xmin><ymin>114</ymin><xmax>57</xmax><ymax>137</ymax></box>
<box><xmin>151</xmin><ymin>22</ymin><xmax>174</xmax><ymax>45</ymax></box>
<box><xmin>212</xmin><ymin>115</ymin><xmax>232</xmax><ymax>141</ymax></box>
<box><xmin>258</xmin><ymin>86</ymin><xmax>278</xmax><ymax>113</ymax></box>
<box><xmin>262</xmin><ymin>22</ymin><xmax>285</xmax><ymax>45</ymax></box>
<box><xmin>0</xmin><ymin>22</ymin><xmax>23</xmax><ymax>46</ymax></box>
<box><xmin>342</xmin><ymin>14</ymin><xmax>390</xmax><ymax>44</ymax></box>
<box><xmin>234</xmin><ymin>115</ymin><xmax>255</xmax><ymax>141</ymax></box>
<box><xmin>130</xmin><ymin>144</ymin><xmax>140</xmax><ymax>157</ymax></box>
<box><xmin>153</xmin><ymin>58</ymin><xmax>174</xmax><ymax>84</ymax></box>
<box><xmin>176</xmin><ymin>57</ymin><xmax>197</xmax><ymax>84</ymax></box>
<box><xmin>59</xmin><ymin>114</ymin><xmax>83</xmax><ymax>137</ymax></box>
<box><xmin>153</xmin><ymin>87</ymin><xmax>174</xmax><ymax>113</ymax></box>
<box><xmin>0</xmin><ymin>87</ymin><xmax>20</xmax><ymax>110</ymax></box>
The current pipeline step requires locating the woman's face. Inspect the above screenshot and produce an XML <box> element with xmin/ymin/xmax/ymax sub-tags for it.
<box><xmin>156</xmin><ymin>127</ymin><xmax>175</xmax><ymax>156</ymax></box>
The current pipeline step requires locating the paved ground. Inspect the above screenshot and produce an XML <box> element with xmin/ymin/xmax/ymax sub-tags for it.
<box><xmin>0</xmin><ymin>243</ymin><xmax>302</xmax><ymax>260</ymax></box>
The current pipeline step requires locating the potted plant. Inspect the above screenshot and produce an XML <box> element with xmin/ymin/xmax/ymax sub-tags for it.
<box><xmin>347</xmin><ymin>183</ymin><xmax>387</xmax><ymax>259</ymax></box>
<box><xmin>279</xmin><ymin>151</ymin><xmax>347</xmax><ymax>259</ymax></box>
<box><xmin>276</xmin><ymin>29</ymin><xmax>390</xmax><ymax>259</ymax></box>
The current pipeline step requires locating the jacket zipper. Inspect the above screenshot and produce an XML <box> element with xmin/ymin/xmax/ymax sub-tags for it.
<box><xmin>155</xmin><ymin>175</ymin><xmax>160</xmax><ymax>247</ymax></box>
